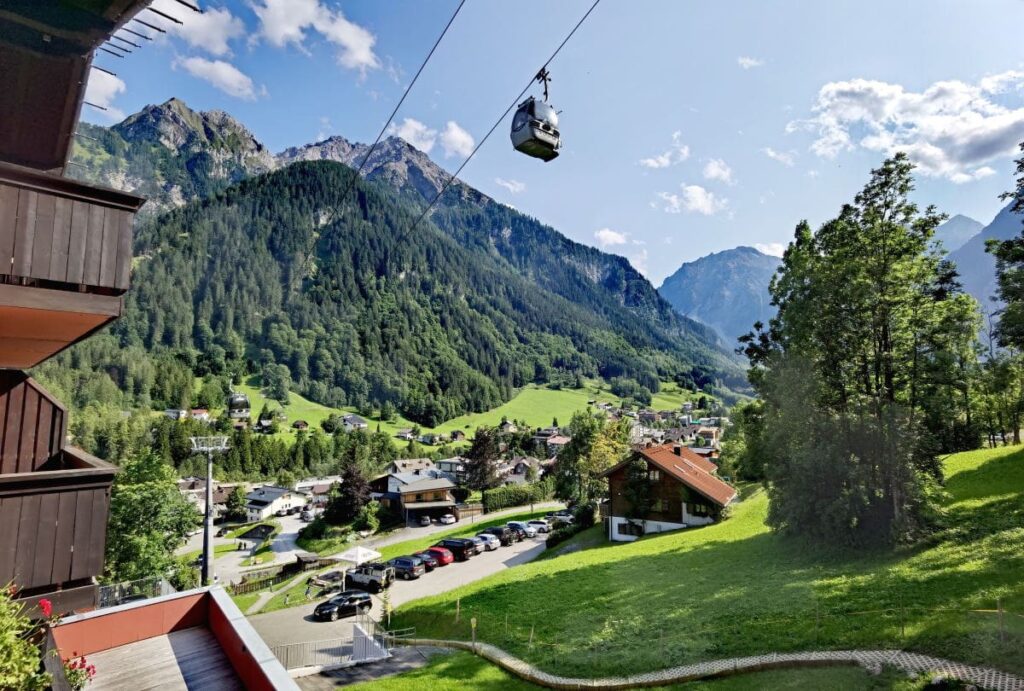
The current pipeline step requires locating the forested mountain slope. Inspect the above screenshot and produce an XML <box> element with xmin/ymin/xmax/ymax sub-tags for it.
<box><xmin>113</xmin><ymin>162</ymin><xmax>741</xmax><ymax>424</ymax></box>
<box><xmin>60</xmin><ymin>99</ymin><xmax>744</xmax><ymax>425</ymax></box>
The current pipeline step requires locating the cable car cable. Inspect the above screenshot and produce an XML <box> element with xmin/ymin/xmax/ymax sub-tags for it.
<box><xmin>398</xmin><ymin>0</ymin><xmax>601</xmax><ymax>242</ymax></box>
<box><xmin>291</xmin><ymin>0</ymin><xmax>467</xmax><ymax>291</ymax></box>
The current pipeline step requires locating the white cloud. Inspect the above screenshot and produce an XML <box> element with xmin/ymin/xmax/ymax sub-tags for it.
<box><xmin>151</xmin><ymin>0</ymin><xmax>244</xmax><ymax>56</ymax></box>
<box><xmin>594</xmin><ymin>228</ymin><xmax>628</xmax><ymax>247</ymax></box>
<box><xmin>790</xmin><ymin>71</ymin><xmax>1024</xmax><ymax>182</ymax></box>
<box><xmin>702</xmin><ymin>158</ymin><xmax>735</xmax><ymax>184</ymax></box>
<box><xmin>494</xmin><ymin>178</ymin><xmax>526</xmax><ymax>194</ymax></box>
<box><xmin>440</xmin><ymin>121</ymin><xmax>474</xmax><ymax>158</ymax></box>
<box><xmin>737</xmin><ymin>56</ymin><xmax>764</xmax><ymax>69</ymax></box>
<box><xmin>176</xmin><ymin>57</ymin><xmax>261</xmax><ymax>100</ymax></box>
<box><xmin>386</xmin><ymin>117</ymin><xmax>437</xmax><ymax>152</ymax></box>
<box><xmin>755</xmin><ymin>242</ymin><xmax>786</xmax><ymax>257</ymax></box>
<box><xmin>629</xmin><ymin>248</ymin><xmax>649</xmax><ymax>276</ymax></box>
<box><xmin>762</xmin><ymin>147</ymin><xmax>796</xmax><ymax>166</ymax></box>
<box><xmin>658</xmin><ymin>184</ymin><xmax>727</xmax><ymax>215</ymax></box>
<box><xmin>84</xmin><ymin>69</ymin><xmax>127</xmax><ymax>120</ymax></box>
<box><xmin>251</xmin><ymin>0</ymin><xmax>380</xmax><ymax>74</ymax></box>
<box><xmin>639</xmin><ymin>131</ymin><xmax>690</xmax><ymax>168</ymax></box>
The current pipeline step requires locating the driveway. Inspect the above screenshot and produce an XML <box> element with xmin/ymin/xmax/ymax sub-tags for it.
<box><xmin>249</xmin><ymin>532</ymin><xmax>548</xmax><ymax>647</ymax></box>
<box><xmin>357</xmin><ymin>501</ymin><xmax>563</xmax><ymax>553</ymax></box>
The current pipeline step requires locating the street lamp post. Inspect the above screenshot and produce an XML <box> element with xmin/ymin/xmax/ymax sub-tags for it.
<box><xmin>190</xmin><ymin>436</ymin><xmax>229</xmax><ymax>587</ymax></box>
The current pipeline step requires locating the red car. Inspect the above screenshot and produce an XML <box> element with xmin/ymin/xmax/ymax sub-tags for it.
<box><xmin>425</xmin><ymin>546</ymin><xmax>454</xmax><ymax>566</ymax></box>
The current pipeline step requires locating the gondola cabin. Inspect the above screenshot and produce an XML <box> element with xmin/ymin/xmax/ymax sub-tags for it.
<box><xmin>227</xmin><ymin>392</ymin><xmax>251</xmax><ymax>420</ymax></box>
<box><xmin>510</xmin><ymin>96</ymin><xmax>561</xmax><ymax>162</ymax></box>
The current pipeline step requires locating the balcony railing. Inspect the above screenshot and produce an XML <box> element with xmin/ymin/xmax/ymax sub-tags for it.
<box><xmin>0</xmin><ymin>161</ymin><xmax>144</xmax><ymax>368</ymax></box>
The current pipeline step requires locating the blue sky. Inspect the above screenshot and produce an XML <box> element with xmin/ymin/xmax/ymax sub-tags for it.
<box><xmin>84</xmin><ymin>0</ymin><xmax>1024</xmax><ymax>283</ymax></box>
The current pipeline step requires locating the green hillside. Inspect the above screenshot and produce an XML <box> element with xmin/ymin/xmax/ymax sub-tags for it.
<box><xmin>224</xmin><ymin>378</ymin><xmax>705</xmax><ymax>443</ymax></box>
<box><xmin>391</xmin><ymin>446</ymin><xmax>1024</xmax><ymax>678</ymax></box>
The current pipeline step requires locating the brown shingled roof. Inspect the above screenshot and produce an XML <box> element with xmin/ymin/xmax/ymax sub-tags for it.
<box><xmin>601</xmin><ymin>443</ymin><xmax>736</xmax><ymax>507</ymax></box>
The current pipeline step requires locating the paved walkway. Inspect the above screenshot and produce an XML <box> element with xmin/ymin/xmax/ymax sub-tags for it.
<box><xmin>398</xmin><ymin>639</ymin><xmax>1024</xmax><ymax>690</ymax></box>
<box><xmin>296</xmin><ymin>646</ymin><xmax>450</xmax><ymax>690</ymax></box>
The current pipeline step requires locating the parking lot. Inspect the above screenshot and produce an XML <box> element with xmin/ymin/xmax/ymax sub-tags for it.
<box><xmin>249</xmin><ymin>530</ymin><xmax>549</xmax><ymax>648</ymax></box>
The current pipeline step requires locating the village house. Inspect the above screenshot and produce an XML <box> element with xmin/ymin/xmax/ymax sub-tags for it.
<box><xmin>370</xmin><ymin>469</ymin><xmax>457</xmax><ymax>521</ymax></box>
<box><xmin>546</xmin><ymin>434</ymin><xmax>572</xmax><ymax>456</ymax></box>
<box><xmin>388</xmin><ymin>458</ymin><xmax>436</xmax><ymax>474</ymax></box>
<box><xmin>292</xmin><ymin>419</ymin><xmax>309</xmax><ymax>430</ymax></box>
<box><xmin>342</xmin><ymin>413</ymin><xmax>369</xmax><ymax>431</ymax></box>
<box><xmin>190</xmin><ymin>408</ymin><xmax>210</xmax><ymax>422</ymax></box>
<box><xmin>599</xmin><ymin>443</ymin><xmax>736</xmax><ymax>542</ymax></box>
<box><xmin>294</xmin><ymin>476</ymin><xmax>342</xmax><ymax>506</ymax></box>
<box><xmin>499</xmin><ymin>420</ymin><xmax>519</xmax><ymax>434</ymax></box>
<box><xmin>450</xmin><ymin>429</ymin><xmax>467</xmax><ymax>442</ymax></box>
<box><xmin>164</xmin><ymin>408</ymin><xmax>187</xmax><ymax>421</ymax></box>
<box><xmin>395</xmin><ymin>428</ymin><xmax>415</xmax><ymax>441</ymax></box>
<box><xmin>245</xmin><ymin>485</ymin><xmax>306</xmax><ymax>522</ymax></box>
<box><xmin>436</xmin><ymin>456</ymin><xmax>468</xmax><ymax>483</ymax></box>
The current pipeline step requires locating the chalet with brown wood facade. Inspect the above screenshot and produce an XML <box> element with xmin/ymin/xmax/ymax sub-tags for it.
<box><xmin>600</xmin><ymin>443</ymin><xmax>737</xmax><ymax>542</ymax></box>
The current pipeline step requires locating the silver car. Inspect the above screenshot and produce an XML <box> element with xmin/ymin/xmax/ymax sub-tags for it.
<box><xmin>476</xmin><ymin>533</ymin><xmax>500</xmax><ymax>551</ymax></box>
<box><xmin>508</xmin><ymin>521</ymin><xmax>537</xmax><ymax>538</ymax></box>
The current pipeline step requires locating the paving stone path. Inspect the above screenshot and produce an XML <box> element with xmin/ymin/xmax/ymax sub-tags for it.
<box><xmin>399</xmin><ymin>638</ymin><xmax>1024</xmax><ymax>690</ymax></box>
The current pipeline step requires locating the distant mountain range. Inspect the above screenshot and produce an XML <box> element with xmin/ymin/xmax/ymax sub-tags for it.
<box><xmin>950</xmin><ymin>204</ymin><xmax>1023</xmax><ymax>315</ymax></box>
<box><xmin>657</xmin><ymin>246</ymin><xmax>782</xmax><ymax>345</ymax></box>
<box><xmin>655</xmin><ymin>212</ymin><xmax>1005</xmax><ymax>346</ymax></box>
<box><xmin>64</xmin><ymin>98</ymin><xmax>745</xmax><ymax>423</ymax></box>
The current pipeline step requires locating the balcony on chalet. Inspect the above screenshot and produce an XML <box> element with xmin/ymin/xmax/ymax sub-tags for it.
<box><xmin>0</xmin><ymin>161</ymin><xmax>143</xmax><ymax>369</ymax></box>
<box><xmin>0</xmin><ymin>371</ymin><xmax>115</xmax><ymax>612</ymax></box>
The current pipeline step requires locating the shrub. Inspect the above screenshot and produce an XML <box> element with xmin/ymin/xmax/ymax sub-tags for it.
<box><xmin>452</xmin><ymin>486</ymin><xmax>471</xmax><ymax>503</ymax></box>
<box><xmin>546</xmin><ymin>524</ymin><xmax>585</xmax><ymax>549</ymax></box>
<box><xmin>573</xmin><ymin>501</ymin><xmax>598</xmax><ymax>529</ymax></box>
<box><xmin>353</xmin><ymin>500</ymin><xmax>381</xmax><ymax>533</ymax></box>
<box><xmin>0</xmin><ymin>586</ymin><xmax>49</xmax><ymax>690</ymax></box>
<box><xmin>299</xmin><ymin>517</ymin><xmax>329</xmax><ymax>541</ymax></box>
<box><xmin>482</xmin><ymin>480</ymin><xmax>554</xmax><ymax>513</ymax></box>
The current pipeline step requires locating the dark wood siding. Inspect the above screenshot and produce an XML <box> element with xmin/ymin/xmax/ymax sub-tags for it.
<box><xmin>0</xmin><ymin>163</ymin><xmax>142</xmax><ymax>294</ymax></box>
<box><xmin>0</xmin><ymin>447</ymin><xmax>115</xmax><ymax>591</ymax></box>
<box><xmin>0</xmin><ymin>371</ymin><xmax>65</xmax><ymax>474</ymax></box>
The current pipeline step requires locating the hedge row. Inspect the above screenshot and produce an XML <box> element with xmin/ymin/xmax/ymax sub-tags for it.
<box><xmin>482</xmin><ymin>479</ymin><xmax>554</xmax><ymax>513</ymax></box>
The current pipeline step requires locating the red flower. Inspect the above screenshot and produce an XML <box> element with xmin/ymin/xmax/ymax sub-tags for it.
<box><xmin>87</xmin><ymin>665</ymin><xmax>96</xmax><ymax>676</ymax></box>
<box><xmin>39</xmin><ymin>598</ymin><xmax>52</xmax><ymax>617</ymax></box>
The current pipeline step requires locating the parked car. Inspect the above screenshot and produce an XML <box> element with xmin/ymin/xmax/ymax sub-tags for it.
<box><xmin>439</xmin><ymin>514</ymin><xmax>457</xmax><ymax>525</ymax></box>
<box><xmin>345</xmin><ymin>563</ymin><xmax>395</xmax><ymax>593</ymax></box>
<box><xmin>310</xmin><ymin>570</ymin><xmax>345</xmax><ymax>594</ymax></box>
<box><xmin>476</xmin><ymin>533</ymin><xmax>500</xmax><ymax>551</ymax></box>
<box><xmin>505</xmin><ymin>524</ymin><xmax>527</xmax><ymax>541</ymax></box>
<box><xmin>313</xmin><ymin>590</ymin><xmax>372</xmax><ymax>622</ymax></box>
<box><xmin>275</xmin><ymin>508</ymin><xmax>288</xmax><ymax>517</ymax></box>
<box><xmin>546</xmin><ymin>509</ymin><xmax>572</xmax><ymax>520</ymax></box>
<box><xmin>527</xmin><ymin>519</ymin><xmax>551</xmax><ymax>534</ymax></box>
<box><xmin>287</xmin><ymin>506</ymin><xmax>302</xmax><ymax>515</ymax></box>
<box><xmin>433</xmin><ymin>538</ymin><xmax>475</xmax><ymax>561</ymax></box>
<box><xmin>412</xmin><ymin>551</ymin><xmax>439</xmax><ymax>571</ymax></box>
<box><xmin>387</xmin><ymin>556</ymin><xmax>426</xmax><ymax>580</ymax></box>
<box><xmin>551</xmin><ymin>514</ymin><xmax>575</xmax><ymax>527</ymax></box>
<box><xmin>300</xmin><ymin>510</ymin><xmax>315</xmax><ymax>522</ymax></box>
<box><xmin>483</xmin><ymin>526</ymin><xmax>515</xmax><ymax>546</ymax></box>
<box><xmin>419</xmin><ymin>515</ymin><xmax>432</xmax><ymax>527</ymax></box>
<box><xmin>466</xmin><ymin>536</ymin><xmax>486</xmax><ymax>555</ymax></box>
<box><xmin>425</xmin><ymin>546</ymin><xmax>454</xmax><ymax>566</ymax></box>
<box><xmin>508</xmin><ymin>521</ymin><xmax>537</xmax><ymax>538</ymax></box>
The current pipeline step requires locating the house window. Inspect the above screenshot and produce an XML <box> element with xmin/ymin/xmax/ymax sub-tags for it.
<box><xmin>415</xmin><ymin>493</ymin><xmax>423</xmax><ymax>502</ymax></box>
<box><xmin>652</xmin><ymin>499</ymin><xmax>667</xmax><ymax>512</ymax></box>
<box><xmin>687</xmin><ymin>503</ymin><xmax>711</xmax><ymax>517</ymax></box>
<box><xmin>617</xmin><ymin>521</ymin><xmax>643</xmax><ymax>536</ymax></box>
<box><xmin>648</xmin><ymin>469</ymin><xmax>660</xmax><ymax>481</ymax></box>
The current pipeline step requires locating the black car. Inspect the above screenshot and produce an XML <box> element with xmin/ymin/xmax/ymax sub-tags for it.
<box><xmin>483</xmin><ymin>526</ymin><xmax>515</xmax><ymax>546</ymax></box>
<box><xmin>412</xmin><ymin>551</ymin><xmax>439</xmax><ymax>571</ymax></box>
<box><xmin>388</xmin><ymin>556</ymin><xmax>426</xmax><ymax>580</ymax></box>
<box><xmin>313</xmin><ymin>591</ymin><xmax>372</xmax><ymax>622</ymax></box>
<box><xmin>434</xmin><ymin>538</ymin><xmax>475</xmax><ymax>561</ymax></box>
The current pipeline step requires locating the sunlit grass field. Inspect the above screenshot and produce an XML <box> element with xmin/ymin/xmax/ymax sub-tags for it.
<box><xmin>389</xmin><ymin>446</ymin><xmax>1024</xmax><ymax>678</ymax></box>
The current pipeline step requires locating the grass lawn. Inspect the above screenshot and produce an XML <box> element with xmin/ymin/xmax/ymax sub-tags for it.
<box><xmin>349</xmin><ymin>652</ymin><xmax>924</xmax><ymax>690</ymax></box>
<box><xmin>199</xmin><ymin>377</ymin><xmax>707</xmax><ymax>445</ymax></box>
<box><xmin>296</xmin><ymin>524</ymin><xmax>352</xmax><ymax>555</ymax></box>
<box><xmin>390</xmin><ymin>446</ymin><xmax>1024</xmax><ymax>679</ymax></box>
<box><xmin>230</xmin><ymin>591</ymin><xmax>261</xmax><ymax>612</ymax></box>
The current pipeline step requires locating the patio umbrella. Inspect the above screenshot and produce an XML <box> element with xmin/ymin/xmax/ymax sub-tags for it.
<box><xmin>334</xmin><ymin>545</ymin><xmax>382</xmax><ymax>591</ymax></box>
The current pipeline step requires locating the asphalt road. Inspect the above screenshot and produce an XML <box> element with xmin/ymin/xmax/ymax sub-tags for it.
<box><xmin>249</xmin><ymin>533</ymin><xmax>548</xmax><ymax>647</ymax></box>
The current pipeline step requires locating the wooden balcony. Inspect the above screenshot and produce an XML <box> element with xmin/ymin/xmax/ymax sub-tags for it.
<box><xmin>0</xmin><ymin>161</ymin><xmax>144</xmax><ymax>368</ymax></box>
<box><xmin>0</xmin><ymin>372</ymin><xmax>115</xmax><ymax>613</ymax></box>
